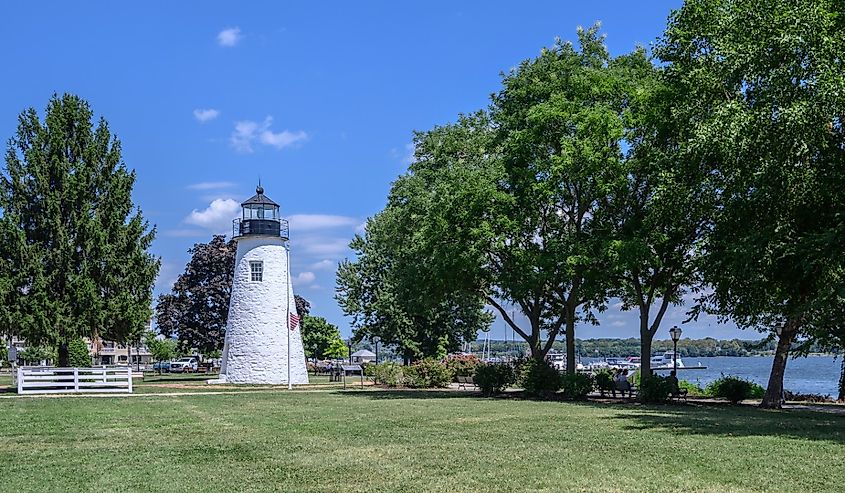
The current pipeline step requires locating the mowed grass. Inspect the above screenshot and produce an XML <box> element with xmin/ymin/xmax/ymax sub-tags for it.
<box><xmin>1</xmin><ymin>390</ymin><xmax>844</xmax><ymax>493</ymax></box>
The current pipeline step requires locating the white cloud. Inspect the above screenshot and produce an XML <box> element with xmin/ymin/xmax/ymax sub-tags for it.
<box><xmin>260</xmin><ymin>129</ymin><xmax>308</xmax><ymax>149</ymax></box>
<box><xmin>185</xmin><ymin>198</ymin><xmax>240</xmax><ymax>234</ymax></box>
<box><xmin>155</xmin><ymin>262</ymin><xmax>182</xmax><ymax>293</ymax></box>
<box><xmin>294</xmin><ymin>237</ymin><xmax>350</xmax><ymax>259</ymax></box>
<box><xmin>288</xmin><ymin>214</ymin><xmax>358</xmax><ymax>232</ymax></box>
<box><xmin>310</xmin><ymin>259</ymin><xmax>336</xmax><ymax>271</ymax></box>
<box><xmin>230</xmin><ymin>116</ymin><xmax>307</xmax><ymax>153</ymax></box>
<box><xmin>217</xmin><ymin>27</ymin><xmax>242</xmax><ymax>47</ymax></box>
<box><xmin>193</xmin><ymin>108</ymin><xmax>220</xmax><ymax>123</ymax></box>
<box><xmin>163</xmin><ymin>229</ymin><xmax>211</xmax><ymax>238</ymax></box>
<box><xmin>294</xmin><ymin>272</ymin><xmax>316</xmax><ymax>285</ymax></box>
<box><xmin>610</xmin><ymin>320</ymin><xmax>626</xmax><ymax>327</ymax></box>
<box><xmin>187</xmin><ymin>181</ymin><xmax>236</xmax><ymax>190</ymax></box>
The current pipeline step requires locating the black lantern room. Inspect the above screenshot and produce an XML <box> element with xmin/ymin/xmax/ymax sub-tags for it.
<box><xmin>233</xmin><ymin>185</ymin><xmax>290</xmax><ymax>239</ymax></box>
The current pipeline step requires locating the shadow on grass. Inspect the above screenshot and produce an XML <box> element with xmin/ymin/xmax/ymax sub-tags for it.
<box><xmin>138</xmin><ymin>375</ymin><xmax>219</xmax><ymax>384</ymax></box>
<box><xmin>608</xmin><ymin>402</ymin><xmax>845</xmax><ymax>444</ymax></box>
<box><xmin>334</xmin><ymin>389</ymin><xmax>482</xmax><ymax>400</ymax></box>
<box><xmin>338</xmin><ymin>389</ymin><xmax>845</xmax><ymax>443</ymax></box>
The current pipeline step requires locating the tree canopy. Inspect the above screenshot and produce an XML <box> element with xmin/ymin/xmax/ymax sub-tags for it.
<box><xmin>300</xmin><ymin>315</ymin><xmax>345</xmax><ymax>360</ymax></box>
<box><xmin>0</xmin><ymin>93</ymin><xmax>159</xmax><ymax>365</ymax></box>
<box><xmin>657</xmin><ymin>0</ymin><xmax>845</xmax><ymax>407</ymax></box>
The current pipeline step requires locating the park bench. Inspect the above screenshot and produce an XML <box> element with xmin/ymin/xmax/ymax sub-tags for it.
<box><xmin>669</xmin><ymin>389</ymin><xmax>688</xmax><ymax>402</ymax></box>
<box><xmin>457</xmin><ymin>375</ymin><xmax>476</xmax><ymax>390</ymax></box>
<box><xmin>612</xmin><ymin>380</ymin><xmax>637</xmax><ymax>399</ymax></box>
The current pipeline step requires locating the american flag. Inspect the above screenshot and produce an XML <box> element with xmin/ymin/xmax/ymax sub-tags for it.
<box><xmin>289</xmin><ymin>312</ymin><xmax>300</xmax><ymax>331</ymax></box>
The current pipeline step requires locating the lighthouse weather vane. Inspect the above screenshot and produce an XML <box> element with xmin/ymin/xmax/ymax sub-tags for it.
<box><xmin>209</xmin><ymin>184</ymin><xmax>308</xmax><ymax>386</ymax></box>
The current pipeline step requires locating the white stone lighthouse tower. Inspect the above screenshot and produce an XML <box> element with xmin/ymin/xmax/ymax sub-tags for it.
<box><xmin>216</xmin><ymin>185</ymin><xmax>309</xmax><ymax>385</ymax></box>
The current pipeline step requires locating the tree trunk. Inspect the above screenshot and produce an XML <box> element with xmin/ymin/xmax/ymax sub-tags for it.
<box><xmin>565</xmin><ymin>318</ymin><xmax>576</xmax><ymax>375</ymax></box>
<box><xmin>640</xmin><ymin>326</ymin><xmax>653</xmax><ymax>381</ymax></box>
<box><xmin>838</xmin><ymin>357</ymin><xmax>845</xmax><ymax>402</ymax></box>
<box><xmin>760</xmin><ymin>324</ymin><xmax>796</xmax><ymax>409</ymax></box>
<box><xmin>57</xmin><ymin>342</ymin><xmax>69</xmax><ymax>367</ymax></box>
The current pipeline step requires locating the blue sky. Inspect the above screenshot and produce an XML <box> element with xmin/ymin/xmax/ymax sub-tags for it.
<box><xmin>1</xmin><ymin>1</ymin><xmax>748</xmax><ymax>340</ymax></box>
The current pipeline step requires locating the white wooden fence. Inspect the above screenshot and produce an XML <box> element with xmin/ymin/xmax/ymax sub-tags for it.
<box><xmin>15</xmin><ymin>366</ymin><xmax>133</xmax><ymax>395</ymax></box>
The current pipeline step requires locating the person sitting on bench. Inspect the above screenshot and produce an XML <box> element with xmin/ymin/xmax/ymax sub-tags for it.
<box><xmin>613</xmin><ymin>369</ymin><xmax>632</xmax><ymax>398</ymax></box>
<box><xmin>668</xmin><ymin>370</ymin><xmax>688</xmax><ymax>399</ymax></box>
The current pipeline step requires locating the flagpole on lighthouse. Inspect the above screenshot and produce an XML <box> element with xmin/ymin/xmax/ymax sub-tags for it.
<box><xmin>287</xmin><ymin>243</ymin><xmax>292</xmax><ymax>390</ymax></box>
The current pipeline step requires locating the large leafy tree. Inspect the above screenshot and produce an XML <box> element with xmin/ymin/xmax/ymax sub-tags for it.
<box><xmin>336</xmin><ymin>189</ymin><xmax>492</xmax><ymax>362</ymax></box>
<box><xmin>156</xmin><ymin>234</ymin><xmax>310</xmax><ymax>354</ymax></box>
<box><xmin>431</xmin><ymin>27</ymin><xmax>633</xmax><ymax>370</ymax></box>
<box><xmin>300</xmin><ymin>315</ymin><xmax>344</xmax><ymax>360</ymax></box>
<box><xmin>0</xmin><ymin>94</ymin><xmax>159</xmax><ymax>365</ymax></box>
<box><xmin>657</xmin><ymin>0</ymin><xmax>845</xmax><ymax>407</ymax></box>
<box><xmin>339</xmin><ymin>27</ymin><xmax>648</xmax><ymax>371</ymax></box>
<box><xmin>602</xmin><ymin>49</ymin><xmax>713</xmax><ymax>377</ymax></box>
<box><xmin>156</xmin><ymin>235</ymin><xmax>235</xmax><ymax>354</ymax></box>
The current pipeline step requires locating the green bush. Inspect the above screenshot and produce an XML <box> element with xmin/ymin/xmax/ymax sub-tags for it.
<box><xmin>18</xmin><ymin>345</ymin><xmax>55</xmax><ymax>365</ymax></box>
<box><xmin>68</xmin><ymin>338</ymin><xmax>91</xmax><ymax>367</ymax></box>
<box><xmin>706</xmin><ymin>375</ymin><xmax>759</xmax><ymax>404</ymax></box>
<box><xmin>404</xmin><ymin>358</ymin><xmax>453</xmax><ymax>388</ymax></box>
<box><xmin>594</xmin><ymin>369</ymin><xmax>614</xmax><ymax>397</ymax></box>
<box><xmin>679</xmin><ymin>379</ymin><xmax>705</xmax><ymax>397</ymax></box>
<box><xmin>474</xmin><ymin>363</ymin><xmax>516</xmax><ymax>396</ymax></box>
<box><xmin>639</xmin><ymin>375</ymin><xmax>672</xmax><ymax>403</ymax></box>
<box><xmin>560</xmin><ymin>373</ymin><xmax>594</xmax><ymax>400</ymax></box>
<box><xmin>749</xmin><ymin>381</ymin><xmax>765</xmax><ymax>399</ymax></box>
<box><xmin>444</xmin><ymin>354</ymin><xmax>482</xmax><ymax>379</ymax></box>
<box><xmin>370</xmin><ymin>362</ymin><xmax>404</xmax><ymax>387</ymax></box>
<box><xmin>519</xmin><ymin>358</ymin><xmax>560</xmax><ymax>399</ymax></box>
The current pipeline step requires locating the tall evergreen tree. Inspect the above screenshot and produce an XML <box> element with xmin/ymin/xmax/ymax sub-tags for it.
<box><xmin>0</xmin><ymin>94</ymin><xmax>159</xmax><ymax>365</ymax></box>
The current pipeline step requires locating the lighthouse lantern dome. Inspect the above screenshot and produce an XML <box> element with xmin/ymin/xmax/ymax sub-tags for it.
<box><xmin>233</xmin><ymin>185</ymin><xmax>289</xmax><ymax>239</ymax></box>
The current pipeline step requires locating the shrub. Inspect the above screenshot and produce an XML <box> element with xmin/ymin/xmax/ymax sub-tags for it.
<box><xmin>594</xmin><ymin>369</ymin><xmax>614</xmax><ymax>397</ymax></box>
<box><xmin>404</xmin><ymin>358</ymin><xmax>453</xmax><ymax>388</ymax></box>
<box><xmin>560</xmin><ymin>373</ymin><xmax>594</xmax><ymax>400</ymax></box>
<box><xmin>519</xmin><ymin>358</ymin><xmax>560</xmax><ymax>399</ymax></box>
<box><xmin>706</xmin><ymin>375</ymin><xmax>758</xmax><ymax>404</ymax></box>
<box><xmin>749</xmin><ymin>381</ymin><xmax>765</xmax><ymax>399</ymax></box>
<box><xmin>68</xmin><ymin>338</ymin><xmax>91</xmax><ymax>367</ymax></box>
<box><xmin>510</xmin><ymin>356</ymin><xmax>529</xmax><ymax>382</ymax></box>
<box><xmin>679</xmin><ymin>379</ymin><xmax>706</xmax><ymax>397</ymax></box>
<box><xmin>444</xmin><ymin>354</ymin><xmax>482</xmax><ymax>379</ymax></box>
<box><xmin>474</xmin><ymin>363</ymin><xmax>516</xmax><ymax>396</ymax></box>
<box><xmin>639</xmin><ymin>375</ymin><xmax>672</xmax><ymax>403</ymax></box>
<box><xmin>370</xmin><ymin>362</ymin><xmax>405</xmax><ymax>387</ymax></box>
<box><xmin>783</xmin><ymin>390</ymin><xmax>834</xmax><ymax>403</ymax></box>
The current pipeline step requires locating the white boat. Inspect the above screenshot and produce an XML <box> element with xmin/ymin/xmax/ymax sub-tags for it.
<box><xmin>585</xmin><ymin>357</ymin><xmax>640</xmax><ymax>371</ymax></box>
<box><xmin>548</xmin><ymin>352</ymin><xmax>585</xmax><ymax>371</ymax></box>
<box><xmin>651</xmin><ymin>351</ymin><xmax>684</xmax><ymax>369</ymax></box>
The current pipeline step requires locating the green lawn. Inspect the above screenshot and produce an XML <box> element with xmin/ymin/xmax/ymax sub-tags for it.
<box><xmin>1</xmin><ymin>390</ymin><xmax>843</xmax><ymax>492</ymax></box>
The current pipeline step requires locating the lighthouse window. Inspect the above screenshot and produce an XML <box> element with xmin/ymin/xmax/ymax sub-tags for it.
<box><xmin>250</xmin><ymin>261</ymin><xmax>263</xmax><ymax>282</ymax></box>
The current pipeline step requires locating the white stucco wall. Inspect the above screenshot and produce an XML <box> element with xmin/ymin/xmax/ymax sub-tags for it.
<box><xmin>219</xmin><ymin>236</ymin><xmax>309</xmax><ymax>385</ymax></box>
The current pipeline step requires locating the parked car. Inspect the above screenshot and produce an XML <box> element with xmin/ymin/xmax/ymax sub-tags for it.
<box><xmin>152</xmin><ymin>361</ymin><xmax>171</xmax><ymax>373</ymax></box>
<box><xmin>170</xmin><ymin>357</ymin><xmax>199</xmax><ymax>373</ymax></box>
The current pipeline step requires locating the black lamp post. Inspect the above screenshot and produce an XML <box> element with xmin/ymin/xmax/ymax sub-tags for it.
<box><xmin>347</xmin><ymin>339</ymin><xmax>353</xmax><ymax>364</ymax></box>
<box><xmin>669</xmin><ymin>326</ymin><xmax>682</xmax><ymax>374</ymax></box>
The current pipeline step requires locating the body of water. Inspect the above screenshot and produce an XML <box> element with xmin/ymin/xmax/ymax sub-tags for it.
<box><xmin>658</xmin><ymin>356</ymin><xmax>840</xmax><ymax>396</ymax></box>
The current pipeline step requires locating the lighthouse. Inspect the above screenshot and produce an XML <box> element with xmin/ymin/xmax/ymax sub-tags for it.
<box><xmin>215</xmin><ymin>185</ymin><xmax>309</xmax><ymax>385</ymax></box>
